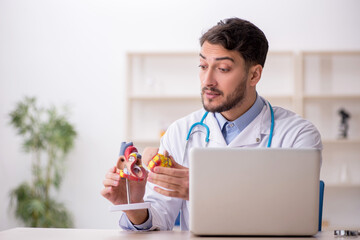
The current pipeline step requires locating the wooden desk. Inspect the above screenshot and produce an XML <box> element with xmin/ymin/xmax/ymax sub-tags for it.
<box><xmin>0</xmin><ymin>227</ymin><xmax>339</xmax><ymax>240</ymax></box>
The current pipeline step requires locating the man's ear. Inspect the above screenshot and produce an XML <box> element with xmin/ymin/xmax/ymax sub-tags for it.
<box><xmin>248</xmin><ymin>64</ymin><xmax>262</xmax><ymax>87</ymax></box>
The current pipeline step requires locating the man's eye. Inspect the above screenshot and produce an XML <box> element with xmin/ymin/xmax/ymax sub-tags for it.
<box><xmin>219</xmin><ymin>68</ymin><xmax>230</xmax><ymax>73</ymax></box>
<box><xmin>198</xmin><ymin>64</ymin><xmax>207</xmax><ymax>70</ymax></box>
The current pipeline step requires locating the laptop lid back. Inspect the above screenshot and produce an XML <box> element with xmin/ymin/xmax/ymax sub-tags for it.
<box><xmin>189</xmin><ymin>148</ymin><xmax>321</xmax><ymax>236</ymax></box>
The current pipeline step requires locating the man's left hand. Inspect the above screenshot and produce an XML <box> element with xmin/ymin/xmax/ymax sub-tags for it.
<box><xmin>147</xmin><ymin>152</ymin><xmax>189</xmax><ymax>200</ymax></box>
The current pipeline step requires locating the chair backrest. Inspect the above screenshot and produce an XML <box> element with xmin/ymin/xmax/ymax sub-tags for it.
<box><xmin>318</xmin><ymin>180</ymin><xmax>325</xmax><ymax>231</ymax></box>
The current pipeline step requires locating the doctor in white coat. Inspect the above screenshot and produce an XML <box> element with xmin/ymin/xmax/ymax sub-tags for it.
<box><xmin>101</xmin><ymin>17</ymin><xmax>322</xmax><ymax>231</ymax></box>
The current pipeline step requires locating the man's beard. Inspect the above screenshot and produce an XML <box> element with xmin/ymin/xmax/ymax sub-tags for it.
<box><xmin>201</xmin><ymin>76</ymin><xmax>247</xmax><ymax>113</ymax></box>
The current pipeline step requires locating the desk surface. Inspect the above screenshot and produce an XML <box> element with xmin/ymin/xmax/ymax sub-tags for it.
<box><xmin>0</xmin><ymin>227</ymin><xmax>340</xmax><ymax>240</ymax></box>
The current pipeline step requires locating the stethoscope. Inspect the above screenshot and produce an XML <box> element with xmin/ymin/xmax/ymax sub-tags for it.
<box><xmin>184</xmin><ymin>101</ymin><xmax>274</xmax><ymax>157</ymax></box>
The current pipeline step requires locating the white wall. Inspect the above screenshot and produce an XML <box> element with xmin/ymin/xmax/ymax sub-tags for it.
<box><xmin>0</xmin><ymin>0</ymin><xmax>359</xmax><ymax>230</ymax></box>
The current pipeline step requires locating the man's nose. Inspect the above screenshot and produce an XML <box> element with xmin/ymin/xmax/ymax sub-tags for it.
<box><xmin>202</xmin><ymin>68</ymin><xmax>217</xmax><ymax>87</ymax></box>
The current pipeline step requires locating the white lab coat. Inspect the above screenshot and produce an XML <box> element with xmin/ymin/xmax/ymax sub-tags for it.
<box><xmin>136</xmin><ymin>97</ymin><xmax>322</xmax><ymax>231</ymax></box>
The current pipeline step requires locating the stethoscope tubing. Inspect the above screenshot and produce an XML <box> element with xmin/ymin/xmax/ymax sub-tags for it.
<box><xmin>267</xmin><ymin>102</ymin><xmax>274</xmax><ymax>148</ymax></box>
<box><xmin>186</xmin><ymin>101</ymin><xmax>274</xmax><ymax>148</ymax></box>
<box><xmin>186</xmin><ymin>111</ymin><xmax>210</xmax><ymax>143</ymax></box>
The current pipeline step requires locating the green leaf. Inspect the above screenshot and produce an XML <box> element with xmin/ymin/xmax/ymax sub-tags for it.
<box><xmin>27</xmin><ymin>199</ymin><xmax>46</xmax><ymax>216</ymax></box>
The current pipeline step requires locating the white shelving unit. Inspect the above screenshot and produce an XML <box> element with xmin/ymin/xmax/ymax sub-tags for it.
<box><xmin>301</xmin><ymin>51</ymin><xmax>360</xmax><ymax>229</ymax></box>
<box><xmin>301</xmin><ymin>52</ymin><xmax>360</xmax><ymax>187</ymax></box>
<box><xmin>126</xmin><ymin>51</ymin><xmax>360</xmax><ymax>179</ymax></box>
<box><xmin>125</xmin><ymin>50</ymin><xmax>360</xmax><ymax>227</ymax></box>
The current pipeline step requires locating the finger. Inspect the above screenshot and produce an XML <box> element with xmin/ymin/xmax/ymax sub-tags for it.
<box><xmin>107</xmin><ymin>166</ymin><xmax>120</xmax><ymax>174</ymax></box>
<box><xmin>153</xmin><ymin>186</ymin><xmax>188</xmax><ymax>200</ymax></box>
<box><xmin>152</xmin><ymin>166</ymin><xmax>189</xmax><ymax>178</ymax></box>
<box><xmin>103</xmin><ymin>178</ymin><xmax>120</xmax><ymax>187</ymax></box>
<box><xmin>106</xmin><ymin>172</ymin><xmax>121</xmax><ymax>181</ymax></box>
<box><xmin>148</xmin><ymin>172</ymin><xmax>186</xmax><ymax>187</ymax></box>
<box><xmin>100</xmin><ymin>186</ymin><xmax>119</xmax><ymax>199</ymax></box>
<box><xmin>169</xmin><ymin>157</ymin><xmax>186</xmax><ymax>169</ymax></box>
<box><xmin>100</xmin><ymin>186</ymin><xmax>112</xmax><ymax>196</ymax></box>
<box><xmin>108</xmin><ymin>166</ymin><xmax>116</xmax><ymax>173</ymax></box>
<box><xmin>160</xmin><ymin>152</ymin><xmax>185</xmax><ymax>170</ymax></box>
<box><xmin>142</xmin><ymin>147</ymin><xmax>159</xmax><ymax>167</ymax></box>
<box><xmin>150</xmin><ymin>179</ymin><xmax>179</xmax><ymax>193</ymax></box>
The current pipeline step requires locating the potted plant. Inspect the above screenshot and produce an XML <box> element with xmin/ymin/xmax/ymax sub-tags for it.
<box><xmin>9</xmin><ymin>96</ymin><xmax>77</xmax><ymax>227</ymax></box>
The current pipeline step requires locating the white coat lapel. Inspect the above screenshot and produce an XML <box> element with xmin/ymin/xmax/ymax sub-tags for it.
<box><xmin>228</xmin><ymin>104</ymin><xmax>270</xmax><ymax>148</ymax></box>
<box><xmin>204</xmin><ymin>112</ymin><xmax>227</xmax><ymax>146</ymax></box>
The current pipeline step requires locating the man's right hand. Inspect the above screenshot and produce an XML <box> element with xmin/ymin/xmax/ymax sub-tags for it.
<box><xmin>100</xmin><ymin>164</ymin><xmax>148</xmax><ymax>225</ymax></box>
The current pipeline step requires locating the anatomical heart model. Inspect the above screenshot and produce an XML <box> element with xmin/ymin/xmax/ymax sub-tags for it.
<box><xmin>109</xmin><ymin>142</ymin><xmax>174</xmax><ymax>212</ymax></box>
<box><xmin>109</xmin><ymin>142</ymin><xmax>151</xmax><ymax>212</ymax></box>
<box><xmin>117</xmin><ymin>142</ymin><xmax>147</xmax><ymax>181</ymax></box>
<box><xmin>147</xmin><ymin>153</ymin><xmax>173</xmax><ymax>171</ymax></box>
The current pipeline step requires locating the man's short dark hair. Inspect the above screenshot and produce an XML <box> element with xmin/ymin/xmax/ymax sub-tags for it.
<box><xmin>200</xmin><ymin>18</ymin><xmax>269</xmax><ymax>68</ymax></box>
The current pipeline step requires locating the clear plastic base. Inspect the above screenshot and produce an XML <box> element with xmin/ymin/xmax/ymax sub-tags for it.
<box><xmin>109</xmin><ymin>202</ymin><xmax>151</xmax><ymax>212</ymax></box>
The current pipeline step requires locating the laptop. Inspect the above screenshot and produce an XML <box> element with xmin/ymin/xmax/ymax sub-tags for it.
<box><xmin>189</xmin><ymin>148</ymin><xmax>321</xmax><ymax>236</ymax></box>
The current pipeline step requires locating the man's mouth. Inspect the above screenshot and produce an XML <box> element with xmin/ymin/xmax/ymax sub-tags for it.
<box><xmin>202</xmin><ymin>87</ymin><xmax>223</xmax><ymax>100</ymax></box>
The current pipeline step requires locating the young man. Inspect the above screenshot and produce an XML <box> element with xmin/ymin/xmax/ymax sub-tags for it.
<box><xmin>101</xmin><ymin>17</ymin><xmax>322</xmax><ymax>231</ymax></box>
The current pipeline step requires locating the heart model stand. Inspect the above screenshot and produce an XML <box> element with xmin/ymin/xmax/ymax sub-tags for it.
<box><xmin>109</xmin><ymin>142</ymin><xmax>151</xmax><ymax>212</ymax></box>
<box><xmin>109</xmin><ymin>178</ymin><xmax>151</xmax><ymax>211</ymax></box>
